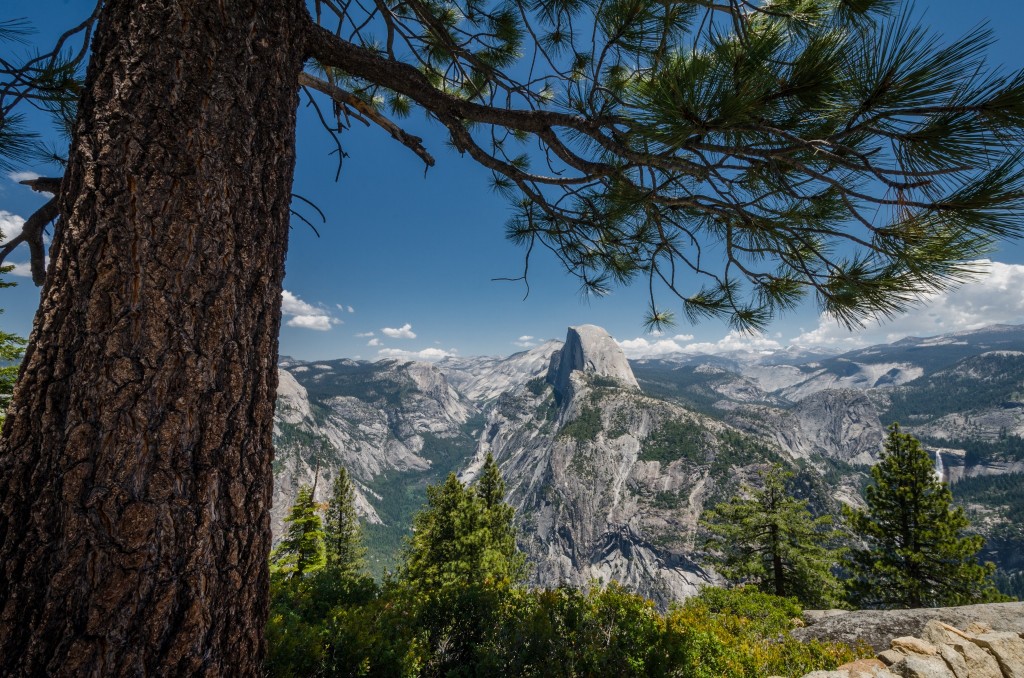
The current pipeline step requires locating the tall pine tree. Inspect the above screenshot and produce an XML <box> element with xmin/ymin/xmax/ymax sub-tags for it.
<box><xmin>272</xmin><ymin>486</ymin><xmax>326</xmax><ymax>578</ymax></box>
<box><xmin>703</xmin><ymin>466</ymin><xmax>845</xmax><ymax>608</ymax></box>
<box><xmin>400</xmin><ymin>457</ymin><xmax>526</xmax><ymax>673</ymax></box>
<box><xmin>844</xmin><ymin>424</ymin><xmax>1004</xmax><ymax>608</ymax></box>
<box><xmin>323</xmin><ymin>468</ymin><xmax>366</xmax><ymax>576</ymax></box>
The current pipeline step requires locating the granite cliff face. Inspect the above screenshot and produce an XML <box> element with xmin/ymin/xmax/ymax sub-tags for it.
<box><xmin>546</xmin><ymin>325</ymin><xmax>640</xmax><ymax>400</ymax></box>
<box><xmin>439</xmin><ymin>341</ymin><xmax>561</xmax><ymax>403</ymax></box>
<box><xmin>462</xmin><ymin>326</ymin><xmax>781</xmax><ymax>606</ymax></box>
<box><xmin>740</xmin><ymin>389</ymin><xmax>886</xmax><ymax>466</ymax></box>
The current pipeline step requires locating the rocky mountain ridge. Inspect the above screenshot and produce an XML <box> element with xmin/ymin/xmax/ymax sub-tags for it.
<box><xmin>272</xmin><ymin>323</ymin><xmax>1024</xmax><ymax>597</ymax></box>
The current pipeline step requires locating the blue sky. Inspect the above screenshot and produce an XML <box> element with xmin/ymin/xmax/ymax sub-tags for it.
<box><xmin>3</xmin><ymin>0</ymin><xmax>1024</xmax><ymax>361</ymax></box>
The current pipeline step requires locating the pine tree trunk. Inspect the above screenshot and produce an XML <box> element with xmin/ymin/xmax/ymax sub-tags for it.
<box><xmin>770</xmin><ymin>524</ymin><xmax>786</xmax><ymax>597</ymax></box>
<box><xmin>0</xmin><ymin>1</ymin><xmax>307</xmax><ymax>674</ymax></box>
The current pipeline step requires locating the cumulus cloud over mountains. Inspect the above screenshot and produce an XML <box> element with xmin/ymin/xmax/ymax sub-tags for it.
<box><xmin>281</xmin><ymin>290</ymin><xmax>339</xmax><ymax>331</ymax></box>
<box><xmin>378</xmin><ymin>347</ymin><xmax>455</xmax><ymax>361</ymax></box>
<box><xmin>381</xmin><ymin>323</ymin><xmax>416</xmax><ymax>339</ymax></box>
<box><xmin>791</xmin><ymin>260</ymin><xmax>1024</xmax><ymax>349</ymax></box>
<box><xmin>513</xmin><ymin>335</ymin><xmax>537</xmax><ymax>348</ymax></box>
<box><xmin>618</xmin><ymin>261</ymin><xmax>1024</xmax><ymax>358</ymax></box>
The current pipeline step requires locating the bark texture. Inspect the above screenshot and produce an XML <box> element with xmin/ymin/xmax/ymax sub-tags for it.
<box><xmin>0</xmin><ymin>1</ymin><xmax>307</xmax><ymax>674</ymax></box>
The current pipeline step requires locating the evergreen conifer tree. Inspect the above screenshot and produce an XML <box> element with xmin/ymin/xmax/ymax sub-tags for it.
<box><xmin>272</xmin><ymin>486</ymin><xmax>327</xmax><ymax>578</ymax></box>
<box><xmin>703</xmin><ymin>465</ymin><xmax>845</xmax><ymax>608</ymax></box>
<box><xmin>844</xmin><ymin>424</ymin><xmax>1005</xmax><ymax>608</ymax></box>
<box><xmin>400</xmin><ymin>467</ymin><xmax>526</xmax><ymax>673</ymax></box>
<box><xmin>475</xmin><ymin>454</ymin><xmax>520</xmax><ymax>568</ymax></box>
<box><xmin>323</xmin><ymin>468</ymin><xmax>366</xmax><ymax>576</ymax></box>
<box><xmin>404</xmin><ymin>469</ymin><xmax>526</xmax><ymax>590</ymax></box>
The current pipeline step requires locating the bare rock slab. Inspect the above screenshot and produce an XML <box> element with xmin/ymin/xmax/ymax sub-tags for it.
<box><xmin>793</xmin><ymin>603</ymin><xmax>1024</xmax><ymax>653</ymax></box>
<box><xmin>972</xmin><ymin>633</ymin><xmax>1024</xmax><ymax>678</ymax></box>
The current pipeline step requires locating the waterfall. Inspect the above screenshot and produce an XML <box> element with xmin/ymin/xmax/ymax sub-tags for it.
<box><xmin>934</xmin><ymin>450</ymin><xmax>945</xmax><ymax>483</ymax></box>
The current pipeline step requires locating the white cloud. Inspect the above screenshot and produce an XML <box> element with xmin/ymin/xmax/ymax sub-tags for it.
<box><xmin>347</xmin><ymin>306</ymin><xmax>355</xmax><ymax>313</ymax></box>
<box><xmin>280</xmin><ymin>290</ymin><xmax>338</xmax><ymax>331</ymax></box>
<box><xmin>378</xmin><ymin>347</ymin><xmax>456</xmax><ymax>361</ymax></box>
<box><xmin>282</xmin><ymin>290</ymin><xmax>320</xmax><ymax>316</ymax></box>
<box><xmin>617</xmin><ymin>330</ymin><xmax>781</xmax><ymax>358</ymax></box>
<box><xmin>514</xmin><ymin>335</ymin><xmax>537</xmax><ymax>348</ymax></box>
<box><xmin>381</xmin><ymin>323</ymin><xmax>416</xmax><ymax>339</ymax></box>
<box><xmin>0</xmin><ymin>211</ymin><xmax>26</xmax><ymax>245</ymax></box>
<box><xmin>367</xmin><ymin>338</ymin><xmax>381</xmax><ymax>346</ymax></box>
<box><xmin>8</xmin><ymin>171</ymin><xmax>39</xmax><ymax>184</ymax></box>
<box><xmin>287</xmin><ymin>315</ymin><xmax>333</xmax><ymax>331</ymax></box>
<box><xmin>6</xmin><ymin>260</ymin><xmax>36</xmax><ymax>278</ymax></box>
<box><xmin>617</xmin><ymin>337</ymin><xmax>687</xmax><ymax>358</ymax></box>
<box><xmin>356</xmin><ymin>331</ymin><xmax>375</xmax><ymax>338</ymax></box>
<box><xmin>683</xmin><ymin>331</ymin><xmax>782</xmax><ymax>355</ymax></box>
<box><xmin>789</xmin><ymin>260</ymin><xmax>1024</xmax><ymax>349</ymax></box>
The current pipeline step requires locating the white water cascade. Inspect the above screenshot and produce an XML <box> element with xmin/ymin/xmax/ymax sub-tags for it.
<box><xmin>934</xmin><ymin>450</ymin><xmax>945</xmax><ymax>483</ymax></box>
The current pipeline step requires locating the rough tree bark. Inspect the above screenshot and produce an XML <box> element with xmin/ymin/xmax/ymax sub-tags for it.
<box><xmin>0</xmin><ymin>0</ymin><xmax>307</xmax><ymax>674</ymax></box>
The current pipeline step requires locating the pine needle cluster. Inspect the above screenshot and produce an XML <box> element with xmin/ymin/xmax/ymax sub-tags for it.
<box><xmin>307</xmin><ymin>0</ymin><xmax>1024</xmax><ymax>331</ymax></box>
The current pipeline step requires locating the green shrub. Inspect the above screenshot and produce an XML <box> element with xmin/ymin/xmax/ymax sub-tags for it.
<box><xmin>661</xmin><ymin>587</ymin><xmax>867</xmax><ymax>677</ymax></box>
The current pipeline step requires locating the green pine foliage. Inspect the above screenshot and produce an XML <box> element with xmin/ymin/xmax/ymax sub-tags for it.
<box><xmin>843</xmin><ymin>424</ymin><xmax>1007</xmax><ymax>608</ymax></box>
<box><xmin>266</xmin><ymin>566</ymin><xmax>380</xmax><ymax>677</ymax></box>
<box><xmin>703</xmin><ymin>466</ymin><xmax>846</xmax><ymax>608</ymax></box>
<box><xmin>397</xmin><ymin>456</ymin><xmax>527</xmax><ymax>674</ymax></box>
<box><xmin>401</xmin><ymin>464</ymin><xmax>527</xmax><ymax>592</ymax></box>
<box><xmin>271</xmin><ymin>486</ymin><xmax>327</xmax><ymax>578</ymax></box>
<box><xmin>267</xmin><ymin>579</ymin><xmax>865</xmax><ymax>677</ymax></box>
<box><xmin>0</xmin><ymin>265</ymin><xmax>26</xmax><ymax>427</ymax></box>
<box><xmin>324</xmin><ymin>468</ymin><xmax>367</xmax><ymax>576</ymax></box>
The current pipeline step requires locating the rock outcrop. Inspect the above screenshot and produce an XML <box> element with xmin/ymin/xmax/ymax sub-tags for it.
<box><xmin>546</xmin><ymin>325</ymin><xmax>639</xmax><ymax>400</ymax></box>
<box><xmin>793</xmin><ymin>603</ymin><xmax>1024</xmax><ymax>652</ymax></box>
<box><xmin>792</xmin><ymin>612</ymin><xmax>1024</xmax><ymax>678</ymax></box>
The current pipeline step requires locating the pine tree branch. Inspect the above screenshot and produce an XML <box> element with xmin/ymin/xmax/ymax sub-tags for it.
<box><xmin>0</xmin><ymin>178</ymin><xmax>61</xmax><ymax>285</ymax></box>
<box><xmin>298</xmin><ymin>71</ymin><xmax>436</xmax><ymax>168</ymax></box>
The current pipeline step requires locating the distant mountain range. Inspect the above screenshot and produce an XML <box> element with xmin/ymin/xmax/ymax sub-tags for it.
<box><xmin>273</xmin><ymin>323</ymin><xmax>1024</xmax><ymax>602</ymax></box>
